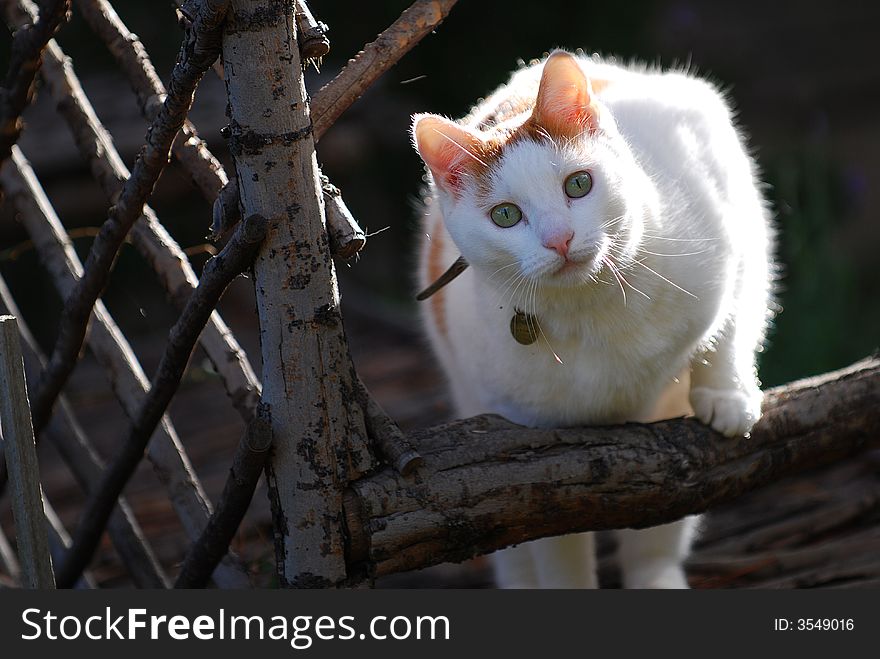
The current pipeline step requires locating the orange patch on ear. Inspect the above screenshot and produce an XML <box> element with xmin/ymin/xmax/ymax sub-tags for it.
<box><xmin>412</xmin><ymin>114</ymin><xmax>488</xmax><ymax>194</ymax></box>
<box><xmin>532</xmin><ymin>51</ymin><xmax>600</xmax><ymax>137</ymax></box>
<box><xmin>426</xmin><ymin>221</ymin><xmax>448</xmax><ymax>339</ymax></box>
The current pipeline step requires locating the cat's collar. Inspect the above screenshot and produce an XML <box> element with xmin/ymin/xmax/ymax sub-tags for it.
<box><xmin>417</xmin><ymin>257</ymin><xmax>540</xmax><ymax>346</ymax></box>
<box><xmin>415</xmin><ymin>256</ymin><xmax>469</xmax><ymax>301</ymax></box>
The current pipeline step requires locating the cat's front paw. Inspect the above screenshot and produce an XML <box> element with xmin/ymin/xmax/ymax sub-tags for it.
<box><xmin>690</xmin><ymin>386</ymin><xmax>763</xmax><ymax>437</ymax></box>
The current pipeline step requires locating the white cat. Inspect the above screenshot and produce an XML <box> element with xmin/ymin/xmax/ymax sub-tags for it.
<box><xmin>411</xmin><ymin>51</ymin><xmax>774</xmax><ymax>588</ymax></box>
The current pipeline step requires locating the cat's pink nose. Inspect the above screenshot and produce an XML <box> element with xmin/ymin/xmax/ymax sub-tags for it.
<box><xmin>542</xmin><ymin>229</ymin><xmax>574</xmax><ymax>259</ymax></box>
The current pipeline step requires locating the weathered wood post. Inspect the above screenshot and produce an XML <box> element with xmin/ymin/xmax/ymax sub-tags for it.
<box><xmin>0</xmin><ymin>315</ymin><xmax>55</xmax><ymax>588</ymax></box>
<box><xmin>221</xmin><ymin>0</ymin><xmax>374</xmax><ymax>586</ymax></box>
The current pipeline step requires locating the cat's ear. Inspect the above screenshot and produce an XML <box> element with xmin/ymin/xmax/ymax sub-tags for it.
<box><xmin>533</xmin><ymin>51</ymin><xmax>600</xmax><ymax>137</ymax></box>
<box><xmin>412</xmin><ymin>113</ymin><xmax>486</xmax><ymax>194</ymax></box>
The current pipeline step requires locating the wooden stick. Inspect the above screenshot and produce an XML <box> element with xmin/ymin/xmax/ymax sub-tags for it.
<box><xmin>175</xmin><ymin>410</ymin><xmax>272</xmax><ymax>588</ymax></box>
<box><xmin>72</xmin><ymin>0</ymin><xmax>229</xmax><ymax>200</ymax></box>
<box><xmin>343</xmin><ymin>358</ymin><xmax>880</xmax><ymax>577</ymax></box>
<box><xmin>54</xmin><ymin>213</ymin><xmax>268</xmax><ymax>588</ymax></box>
<box><xmin>0</xmin><ymin>273</ymin><xmax>170</xmax><ymax>588</ymax></box>
<box><xmin>0</xmin><ymin>146</ymin><xmax>249</xmax><ymax>588</ymax></box>
<box><xmin>311</xmin><ymin>0</ymin><xmax>458</xmax><ymax>140</ymax></box>
<box><xmin>294</xmin><ymin>0</ymin><xmax>329</xmax><ymax>61</ymax></box>
<box><xmin>321</xmin><ymin>175</ymin><xmax>366</xmax><ymax>260</ymax></box>
<box><xmin>0</xmin><ymin>0</ymin><xmax>69</xmax><ymax>166</ymax></box>
<box><xmin>0</xmin><ymin>315</ymin><xmax>55</xmax><ymax>588</ymax></box>
<box><xmin>25</xmin><ymin>0</ymin><xmax>229</xmax><ymax>440</ymax></box>
<box><xmin>356</xmin><ymin>377</ymin><xmax>422</xmax><ymax>476</ymax></box>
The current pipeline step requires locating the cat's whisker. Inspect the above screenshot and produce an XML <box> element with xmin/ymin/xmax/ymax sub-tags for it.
<box><xmin>535</xmin><ymin>283</ymin><xmax>564</xmax><ymax>365</ymax></box>
<box><xmin>534</xmin><ymin>125</ymin><xmax>558</xmax><ymax>150</ymax></box>
<box><xmin>509</xmin><ymin>271</ymin><xmax>532</xmax><ymax>307</ymax></box>
<box><xmin>602</xmin><ymin>256</ymin><xmax>628</xmax><ymax>306</ymax></box>
<box><xmin>495</xmin><ymin>271</ymin><xmax>525</xmax><ymax>308</ymax></box>
<box><xmin>600</xmin><ymin>214</ymin><xmax>626</xmax><ymax>230</ymax></box>
<box><xmin>640</xmin><ymin>233</ymin><xmax>720</xmax><ymax>243</ymax></box>
<box><xmin>631</xmin><ymin>259</ymin><xmax>699</xmax><ymax>299</ymax></box>
<box><xmin>487</xmin><ymin>262</ymin><xmax>520</xmax><ymax>283</ymax></box>
<box><xmin>612</xmin><ymin>264</ymin><xmax>651</xmax><ymax>300</ymax></box>
<box><xmin>637</xmin><ymin>247</ymin><xmax>710</xmax><ymax>258</ymax></box>
<box><xmin>429</xmin><ymin>128</ymin><xmax>489</xmax><ymax>167</ymax></box>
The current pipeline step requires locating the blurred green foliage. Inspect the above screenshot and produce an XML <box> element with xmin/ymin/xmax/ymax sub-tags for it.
<box><xmin>761</xmin><ymin>141</ymin><xmax>879</xmax><ymax>386</ymax></box>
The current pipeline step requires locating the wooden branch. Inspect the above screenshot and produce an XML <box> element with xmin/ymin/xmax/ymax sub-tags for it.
<box><xmin>54</xmin><ymin>212</ymin><xmax>267</xmax><ymax>588</ymax></box>
<box><xmin>294</xmin><ymin>0</ymin><xmax>329</xmax><ymax>61</ymax></box>
<box><xmin>0</xmin><ymin>146</ymin><xmax>249</xmax><ymax>588</ymax></box>
<box><xmin>174</xmin><ymin>410</ymin><xmax>273</xmax><ymax>588</ymax></box>
<box><xmin>0</xmin><ymin>0</ymin><xmax>69</xmax><ymax>167</ymax></box>
<box><xmin>72</xmin><ymin>0</ymin><xmax>229</xmax><ymax>200</ymax></box>
<box><xmin>223</xmin><ymin>0</ymin><xmax>375</xmax><ymax>587</ymax></box>
<box><xmin>310</xmin><ymin>0</ymin><xmax>457</xmax><ymax>140</ymax></box>
<box><xmin>355</xmin><ymin>377</ymin><xmax>422</xmax><ymax>476</ymax></box>
<box><xmin>210</xmin><ymin>178</ymin><xmax>241</xmax><ymax>240</ymax></box>
<box><xmin>210</xmin><ymin>175</ymin><xmax>366</xmax><ymax>260</ymax></box>
<box><xmin>0</xmin><ymin>273</ymin><xmax>169</xmax><ymax>588</ymax></box>
<box><xmin>342</xmin><ymin>358</ymin><xmax>880</xmax><ymax>577</ymax></box>
<box><xmin>27</xmin><ymin>0</ymin><xmax>229</xmax><ymax>440</ymax></box>
<box><xmin>0</xmin><ymin>315</ymin><xmax>55</xmax><ymax>589</ymax></box>
<box><xmin>321</xmin><ymin>175</ymin><xmax>366</xmax><ymax>260</ymax></box>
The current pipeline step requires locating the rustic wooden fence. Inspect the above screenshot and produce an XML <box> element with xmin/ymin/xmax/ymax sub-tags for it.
<box><xmin>0</xmin><ymin>0</ymin><xmax>877</xmax><ymax>590</ymax></box>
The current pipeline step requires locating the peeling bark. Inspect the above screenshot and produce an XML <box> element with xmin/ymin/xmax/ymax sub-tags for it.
<box><xmin>343</xmin><ymin>358</ymin><xmax>880</xmax><ymax>577</ymax></box>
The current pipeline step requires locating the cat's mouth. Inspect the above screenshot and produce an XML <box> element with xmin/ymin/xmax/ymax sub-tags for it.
<box><xmin>556</xmin><ymin>260</ymin><xmax>582</xmax><ymax>275</ymax></box>
<box><xmin>550</xmin><ymin>248</ymin><xmax>603</xmax><ymax>280</ymax></box>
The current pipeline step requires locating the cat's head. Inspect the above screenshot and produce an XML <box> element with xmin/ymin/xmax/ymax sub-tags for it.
<box><xmin>412</xmin><ymin>51</ymin><xmax>649</xmax><ymax>295</ymax></box>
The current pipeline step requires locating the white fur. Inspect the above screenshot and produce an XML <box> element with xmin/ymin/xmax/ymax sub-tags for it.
<box><xmin>414</xmin><ymin>55</ymin><xmax>774</xmax><ymax>588</ymax></box>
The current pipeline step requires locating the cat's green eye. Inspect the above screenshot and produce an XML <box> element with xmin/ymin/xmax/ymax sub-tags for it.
<box><xmin>564</xmin><ymin>171</ymin><xmax>593</xmax><ymax>198</ymax></box>
<box><xmin>490</xmin><ymin>202</ymin><xmax>523</xmax><ymax>228</ymax></box>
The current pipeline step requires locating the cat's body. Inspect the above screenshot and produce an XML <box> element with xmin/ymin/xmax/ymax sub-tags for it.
<box><xmin>412</xmin><ymin>52</ymin><xmax>774</xmax><ymax>588</ymax></box>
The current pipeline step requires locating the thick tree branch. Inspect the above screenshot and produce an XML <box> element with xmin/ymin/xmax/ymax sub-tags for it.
<box><xmin>55</xmin><ymin>213</ymin><xmax>267</xmax><ymax>588</ymax></box>
<box><xmin>28</xmin><ymin>0</ymin><xmax>229</xmax><ymax>439</ymax></box>
<box><xmin>310</xmin><ymin>0</ymin><xmax>457</xmax><ymax>140</ymax></box>
<box><xmin>343</xmin><ymin>358</ymin><xmax>880</xmax><ymax>578</ymax></box>
<box><xmin>0</xmin><ymin>0</ymin><xmax>69</xmax><ymax>167</ymax></box>
<box><xmin>223</xmin><ymin>0</ymin><xmax>375</xmax><ymax>587</ymax></box>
